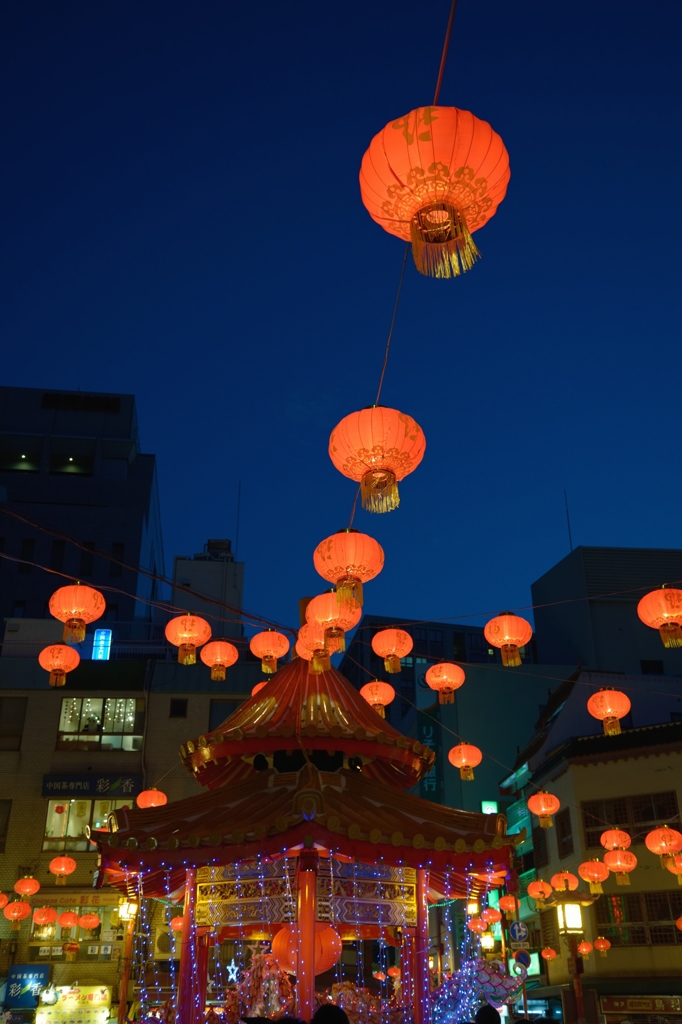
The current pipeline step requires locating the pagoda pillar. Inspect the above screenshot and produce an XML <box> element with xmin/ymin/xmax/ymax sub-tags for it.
<box><xmin>177</xmin><ymin>868</ymin><xmax>201</xmax><ymax>1024</ymax></box>
<box><xmin>196</xmin><ymin>930</ymin><xmax>211</xmax><ymax>1020</ymax></box>
<box><xmin>414</xmin><ymin>869</ymin><xmax>432</xmax><ymax>1024</ymax></box>
<box><xmin>296</xmin><ymin>848</ymin><xmax>319</xmax><ymax>1021</ymax></box>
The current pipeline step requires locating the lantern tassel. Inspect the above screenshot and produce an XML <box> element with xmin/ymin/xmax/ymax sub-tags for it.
<box><xmin>383</xmin><ymin>655</ymin><xmax>401</xmax><ymax>674</ymax></box>
<box><xmin>410</xmin><ymin>203</ymin><xmax>480</xmax><ymax>279</ymax></box>
<box><xmin>539</xmin><ymin>815</ymin><xmax>553</xmax><ymax>829</ymax></box>
<box><xmin>49</xmin><ymin>670</ymin><xmax>66</xmax><ymax>688</ymax></box>
<box><xmin>361</xmin><ymin>470</ymin><xmax>399</xmax><ymax>513</ymax></box>
<box><xmin>459</xmin><ymin>766</ymin><xmax>474</xmax><ymax>781</ymax></box>
<box><xmin>211</xmin><ymin>665</ymin><xmax>226</xmax><ymax>682</ymax></box>
<box><xmin>659</xmin><ymin>623</ymin><xmax>682</xmax><ymax>648</ymax></box>
<box><xmin>324</xmin><ymin>627</ymin><xmax>345</xmax><ymax>654</ymax></box>
<box><xmin>588</xmin><ymin>881</ymin><xmax>603</xmax><ymax>895</ymax></box>
<box><xmin>371</xmin><ymin>703</ymin><xmax>386</xmax><ymax>719</ymax></box>
<box><xmin>311</xmin><ymin>650</ymin><xmax>331</xmax><ymax>674</ymax></box>
<box><xmin>178</xmin><ymin>644</ymin><xmax>196</xmax><ymax>666</ymax></box>
<box><xmin>337</xmin><ymin>578</ymin><xmax>363</xmax><ymax>606</ymax></box>
<box><xmin>616</xmin><ymin>873</ymin><xmax>630</xmax><ymax>886</ymax></box>
<box><xmin>438</xmin><ymin>689</ymin><xmax>455</xmax><ymax>705</ymax></box>
<box><xmin>603</xmin><ymin>716</ymin><xmax>621</xmax><ymax>736</ymax></box>
<box><xmin>63</xmin><ymin>617</ymin><xmax>86</xmax><ymax>643</ymax></box>
<box><xmin>501</xmin><ymin>644</ymin><xmax>522</xmax><ymax>667</ymax></box>
<box><xmin>261</xmin><ymin>656</ymin><xmax>277</xmax><ymax>674</ymax></box>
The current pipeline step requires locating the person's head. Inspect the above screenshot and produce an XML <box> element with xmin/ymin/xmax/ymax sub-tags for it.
<box><xmin>474</xmin><ymin>1005</ymin><xmax>501</xmax><ymax>1024</ymax></box>
<box><xmin>310</xmin><ymin>1006</ymin><xmax>350</xmax><ymax>1024</ymax></box>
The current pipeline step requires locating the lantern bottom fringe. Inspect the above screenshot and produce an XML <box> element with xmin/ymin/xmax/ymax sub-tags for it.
<box><xmin>410</xmin><ymin>203</ymin><xmax>480</xmax><ymax>279</ymax></box>
<box><xmin>539</xmin><ymin>815</ymin><xmax>553</xmax><ymax>829</ymax></box>
<box><xmin>501</xmin><ymin>644</ymin><xmax>522</xmax><ymax>667</ymax></box>
<box><xmin>63</xmin><ymin>618</ymin><xmax>86</xmax><ymax>643</ymax></box>
<box><xmin>361</xmin><ymin>470</ymin><xmax>399</xmax><ymax>513</ymax></box>
<box><xmin>384</xmin><ymin>655</ymin><xmax>401</xmax><ymax>673</ymax></box>
<box><xmin>210</xmin><ymin>665</ymin><xmax>227</xmax><ymax>681</ymax></box>
<box><xmin>660</xmin><ymin>854</ymin><xmax>673</xmax><ymax>869</ymax></box>
<box><xmin>337</xmin><ymin>578</ymin><xmax>363</xmax><ymax>606</ymax></box>
<box><xmin>659</xmin><ymin>623</ymin><xmax>682</xmax><ymax>648</ymax></box>
<box><xmin>324</xmin><ymin>627</ymin><xmax>345</xmax><ymax>653</ymax></box>
<box><xmin>49</xmin><ymin>669</ymin><xmax>66</xmax><ymax>687</ymax></box>
<box><xmin>178</xmin><ymin>644</ymin><xmax>196</xmax><ymax>666</ymax></box>
<box><xmin>311</xmin><ymin>651</ymin><xmax>331</xmax><ymax>674</ymax></box>
<box><xmin>438</xmin><ymin>689</ymin><xmax>455</xmax><ymax>704</ymax></box>
<box><xmin>55</xmin><ymin>876</ymin><xmax>66</xmax><ymax>886</ymax></box>
<box><xmin>676</xmin><ymin>874</ymin><xmax>682</xmax><ymax>885</ymax></box>
<box><xmin>371</xmin><ymin>703</ymin><xmax>386</xmax><ymax>718</ymax></box>
<box><xmin>261</xmin><ymin>657</ymin><xmax>277</xmax><ymax>674</ymax></box>
<box><xmin>603</xmin><ymin>716</ymin><xmax>621</xmax><ymax>736</ymax></box>
<box><xmin>616</xmin><ymin>874</ymin><xmax>631</xmax><ymax>886</ymax></box>
<box><xmin>588</xmin><ymin>882</ymin><xmax>603</xmax><ymax>894</ymax></box>
<box><xmin>459</xmin><ymin>766</ymin><xmax>474</xmax><ymax>781</ymax></box>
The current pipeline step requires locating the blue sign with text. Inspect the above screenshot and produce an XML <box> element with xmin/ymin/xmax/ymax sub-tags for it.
<box><xmin>4</xmin><ymin>965</ymin><xmax>51</xmax><ymax>1008</ymax></box>
<box><xmin>42</xmin><ymin>774</ymin><xmax>142</xmax><ymax>798</ymax></box>
<box><xmin>92</xmin><ymin>628</ymin><xmax>113</xmax><ymax>660</ymax></box>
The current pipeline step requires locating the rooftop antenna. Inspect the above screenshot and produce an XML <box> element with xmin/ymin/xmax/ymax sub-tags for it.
<box><xmin>564</xmin><ymin>489</ymin><xmax>574</xmax><ymax>553</ymax></box>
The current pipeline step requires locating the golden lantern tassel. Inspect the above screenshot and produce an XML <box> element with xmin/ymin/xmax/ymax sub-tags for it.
<box><xmin>659</xmin><ymin>623</ymin><xmax>682</xmax><ymax>648</ymax></box>
<box><xmin>410</xmin><ymin>203</ymin><xmax>481</xmax><ymax>279</ymax></box>
<box><xmin>371</xmin><ymin>703</ymin><xmax>386</xmax><ymax>719</ymax></box>
<box><xmin>178</xmin><ymin>644</ymin><xmax>196</xmax><ymax>666</ymax></box>
<box><xmin>603</xmin><ymin>716</ymin><xmax>621</xmax><ymax>736</ymax></box>
<box><xmin>211</xmin><ymin>665</ymin><xmax>226</xmax><ymax>682</ymax></box>
<box><xmin>459</xmin><ymin>765</ymin><xmax>475</xmax><ymax>782</ymax></box>
<box><xmin>324</xmin><ymin>627</ymin><xmax>345</xmax><ymax>654</ymax></box>
<box><xmin>49</xmin><ymin>670</ymin><xmax>66</xmax><ymax>688</ymax></box>
<box><xmin>64</xmin><ymin>617</ymin><xmax>86</xmax><ymax>643</ymax></box>
<box><xmin>311</xmin><ymin>650</ymin><xmax>331</xmax><ymax>674</ymax></box>
<box><xmin>439</xmin><ymin>689</ymin><xmax>455</xmax><ymax>705</ymax></box>
<box><xmin>383</xmin><ymin>655</ymin><xmax>401</xmax><ymax>673</ymax></box>
<box><xmin>588</xmin><ymin>881</ymin><xmax>603</xmax><ymax>895</ymax></box>
<box><xmin>337</xmin><ymin>578</ymin><xmax>363</xmax><ymax>606</ymax></box>
<box><xmin>361</xmin><ymin>470</ymin><xmax>399</xmax><ymax>513</ymax></box>
<box><xmin>616</xmin><ymin>874</ymin><xmax>630</xmax><ymax>886</ymax></box>
<box><xmin>261</xmin><ymin>656</ymin><xmax>277</xmax><ymax>674</ymax></box>
<box><xmin>501</xmin><ymin>644</ymin><xmax>522</xmax><ymax>667</ymax></box>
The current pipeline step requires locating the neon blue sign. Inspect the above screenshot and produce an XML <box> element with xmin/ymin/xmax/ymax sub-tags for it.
<box><xmin>92</xmin><ymin>628</ymin><xmax>112</xmax><ymax>661</ymax></box>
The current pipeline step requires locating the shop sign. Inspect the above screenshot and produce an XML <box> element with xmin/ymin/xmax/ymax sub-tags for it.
<box><xmin>36</xmin><ymin>986</ymin><xmax>111</xmax><ymax>1024</ymax></box>
<box><xmin>42</xmin><ymin>774</ymin><xmax>142</xmax><ymax>797</ymax></box>
<box><xmin>5</xmin><ymin>965</ymin><xmax>51</xmax><ymax>1007</ymax></box>
<box><xmin>601</xmin><ymin>997</ymin><xmax>682</xmax><ymax>1015</ymax></box>
<box><xmin>28</xmin><ymin>892</ymin><xmax>121</xmax><ymax>907</ymax></box>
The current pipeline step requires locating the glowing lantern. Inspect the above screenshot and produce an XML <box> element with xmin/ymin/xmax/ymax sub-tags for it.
<box><xmin>49</xmin><ymin>583</ymin><xmax>105</xmax><ymax>642</ymax></box>
<box><xmin>637</xmin><ymin>586</ymin><xmax>682</xmax><ymax>648</ymax></box>
<box><xmin>587</xmin><ymin>687</ymin><xmax>631</xmax><ymax>736</ymax></box>
<box><xmin>676</xmin><ymin>916</ymin><xmax>682</xmax><ymax>932</ymax></box>
<box><xmin>4</xmin><ymin>901</ymin><xmax>31</xmax><ymax>928</ymax></box>
<box><xmin>136</xmin><ymin>788</ymin><xmax>167</xmax><ymax>809</ymax></box>
<box><xmin>14</xmin><ymin>876</ymin><xmax>40</xmax><ymax>896</ymax></box>
<box><xmin>313</xmin><ymin>528</ymin><xmax>384</xmax><ymax>606</ymax></box>
<box><xmin>527</xmin><ymin>880</ymin><xmax>552</xmax><ymax>903</ymax></box>
<box><xmin>371</xmin><ymin>628</ymin><xmax>413</xmax><ymax>673</ymax></box>
<box><xmin>603</xmin><ymin>849</ymin><xmax>637</xmax><ymax>885</ymax></box>
<box><xmin>527</xmin><ymin>791</ymin><xmax>560</xmax><ymax>829</ymax></box>
<box><xmin>551</xmin><ymin>872</ymin><xmax>579</xmax><ymax>892</ymax></box>
<box><xmin>249</xmin><ymin>629</ymin><xmax>290</xmax><ymax>674</ymax></box>
<box><xmin>170</xmin><ymin>917</ymin><xmax>184</xmax><ymax>931</ymax></box>
<box><xmin>200</xmin><ymin>640</ymin><xmax>238</xmax><ymax>681</ymax></box>
<box><xmin>252</xmin><ymin>681</ymin><xmax>268</xmax><ymax>696</ymax></box>
<box><xmin>58</xmin><ymin>911</ymin><xmax>79</xmax><ymax>929</ymax></box>
<box><xmin>541</xmin><ymin>947</ymin><xmax>557</xmax><ymax>961</ymax></box>
<box><xmin>62</xmin><ymin>941</ymin><xmax>79</xmax><ymax>954</ymax></box>
<box><xmin>594</xmin><ymin>937</ymin><xmax>611</xmax><ymax>957</ymax></box>
<box><xmin>359</xmin><ymin>105</ymin><xmax>509</xmax><ymax>279</ymax></box>
<box><xmin>484</xmin><ymin>613</ymin><xmax>532</xmax><ymax>667</ymax></box>
<box><xmin>329</xmin><ymin>406</ymin><xmax>426</xmax><ymax>513</ymax></box>
<box><xmin>373</xmin><ymin>971</ymin><xmax>387</xmax><ymax>981</ymax></box>
<box><xmin>447</xmin><ymin>742</ymin><xmax>482</xmax><ymax>781</ymax></box>
<box><xmin>499</xmin><ymin>895</ymin><xmax>518</xmax><ymax>915</ymax></box>
<box><xmin>38</xmin><ymin>644</ymin><xmax>80</xmax><ymax>687</ymax></box>
<box><xmin>33</xmin><ymin>907</ymin><xmax>58</xmax><ymax>926</ymax></box>
<box><xmin>666</xmin><ymin>854</ymin><xmax>682</xmax><ymax>885</ymax></box>
<box><xmin>360</xmin><ymin>679</ymin><xmax>396</xmax><ymax>718</ymax></box>
<box><xmin>387</xmin><ymin>967</ymin><xmax>401</xmax><ymax>979</ymax></box>
<box><xmin>296</xmin><ymin>623</ymin><xmax>331</xmax><ymax>674</ymax></box>
<box><xmin>600</xmin><ymin>828</ymin><xmax>631</xmax><ymax>851</ymax></box>
<box><xmin>49</xmin><ymin>855</ymin><xmax>77</xmax><ymax>885</ymax></box>
<box><xmin>272</xmin><ymin>924</ymin><xmax>342</xmax><ymax>975</ymax></box>
<box><xmin>78</xmin><ymin>913</ymin><xmax>100</xmax><ymax>931</ymax></box>
<box><xmin>425</xmin><ymin>662</ymin><xmax>465</xmax><ymax>704</ymax></box>
<box><xmin>466</xmin><ymin>917</ymin><xmax>487</xmax><ymax>934</ymax></box>
<box><xmin>481</xmin><ymin>908</ymin><xmax>502</xmax><ymax>925</ymax></box>
<box><xmin>577</xmin><ymin>941</ymin><xmax>593</xmax><ymax>958</ymax></box>
<box><xmin>578</xmin><ymin>860</ymin><xmax>610</xmax><ymax>894</ymax></box>
<box><xmin>165</xmin><ymin>615</ymin><xmax>212</xmax><ymax>666</ymax></box>
<box><xmin>0</xmin><ymin>894</ymin><xmax>7</xmax><ymax>910</ymax></box>
<box><xmin>645</xmin><ymin>825</ymin><xmax>682</xmax><ymax>867</ymax></box>
<box><xmin>305</xmin><ymin>593</ymin><xmax>362</xmax><ymax>653</ymax></box>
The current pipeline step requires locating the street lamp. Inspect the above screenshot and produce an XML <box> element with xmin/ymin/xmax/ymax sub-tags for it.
<box><xmin>556</xmin><ymin>903</ymin><xmax>583</xmax><ymax>934</ymax></box>
<box><xmin>118</xmin><ymin>900</ymin><xmax>138</xmax><ymax>921</ymax></box>
<box><xmin>480</xmin><ymin>931</ymin><xmax>495</xmax><ymax>951</ymax></box>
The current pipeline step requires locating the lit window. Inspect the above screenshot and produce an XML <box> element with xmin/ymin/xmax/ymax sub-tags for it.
<box><xmin>57</xmin><ymin>697</ymin><xmax>144</xmax><ymax>751</ymax></box>
<box><xmin>43</xmin><ymin>798</ymin><xmax>131</xmax><ymax>851</ymax></box>
<box><xmin>556</xmin><ymin>903</ymin><xmax>583</xmax><ymax>933</ymax></box>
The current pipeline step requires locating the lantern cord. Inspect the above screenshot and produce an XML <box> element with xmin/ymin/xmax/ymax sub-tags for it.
<box><xmin>433</xmin><ymin>0</ymin><xmax>459</xmax><ymax>105</ymax></box>
<box><xmin>374</xmin><ymin>243</ymin><xmax>410</xmax><ymax>408</ymax></box>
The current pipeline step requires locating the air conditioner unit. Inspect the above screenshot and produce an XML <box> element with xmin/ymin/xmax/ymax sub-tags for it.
<box><xmin>153</xmin><ymin>927</ymin><xmax>179</xmax><ymax>961</ymax></box>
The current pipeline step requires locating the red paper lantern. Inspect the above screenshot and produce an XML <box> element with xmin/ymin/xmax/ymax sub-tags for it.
<box><xmin>676</xmin><ymin>916</ymin><xmax>682</xmax><ymax>933</ymax></box>
<box><xmin>200</xmin><ymin>640</ymin><xmax>239</xmax><ymax>681</ymax></box>
<box><xmin>587</xmin><ymin>687</ymin><xmax>631</xmax><ymax>736</ymax></box>
<box><xmin>249</xmin><ymin>629</ymin><xmax>290</xmax><ymax>674</ymax></box>
<box><xmin>272</xmin><ymin>924</ymin><xmax>342</xmax><ymax>975</ymax></box>
<box><xmin>54</xmin><ymin>805</ymin><xmax>66</xmax><ymax>815</ymax></box>
<box><xmin>527</xmin><ymin>791</ymin><xmax>560</xmax><ymax>829</ymax></box>
<box><xmin>0</xmin><ymin>894</ymin><xmax>8</xmax><ymax>910</ymax></box>
<box><xmin>527</xmin><ymin>880</ymin><xmax>552</xmax><ymax>902</ymax></box>
<box><xmin>577</xmin><ymin>941</ymin><xmax>593</xmax><ymax>958</ymax></box>
<box><xmin>666</xmin><ymin>854</ymin><xmax>682</xmax><ymax>885</ymax></box>
<box><xmin>481</xmin><ymin>908</ymin><xmax>502</xmax><ymax>925</ymax></box>
<box><xmin>645</xmin><ymin>825</ymin><xmax>682</xmax><ymax>867</ymax></box>
<box><xmin>137</xmin><ymin>788</ymin><xmax>168</xmax><ymax>809</ymax></box>
<box><xmin>78</xmin><ymin>913</ymin><xmax>101</xmax><ymax>931</ymax></box>
<box><xmin>594</xmin><ymin>937</ymin><xmax>611</xmax><ymax>957</ymax></box>
<box><xmin>359</xmin><ymin>105</ymin><xmax>510</xmax><ymax>279</ymax></box>
<box><xmin>4</xmin><ymin>901</ymin><xmax>31</xmax><ymax>923</ymax></box>
<box><xmin>49</xmin><ymin>855</ymin><xmax>77</xmax><ymax>885</ymax></box>
<box><xmin>541</xmin><ymin>947</ymin><xmax>557</xmax><ymax>961</ymax></box>
<box><xmin>170</xmin><ymin>916</ymin><xmax>184</xmax><ymax>931</ymax></box>
<box><xmin>58</xmin><ymin>911</ymin><xmax>79</xmax><ymax>929</ymax></box>
<box><xmin>498</xmin><ymin>895</ymin><xmax>518</xmax><ymax>915</ymax></box>
<box><xmin>296</xmin><ymin>623</ymin><xmax>331</xmax><ymax>675</ymax></box>
<box><xmin>252</xmin><ymin>681</ymin><xmax>268</xmax><ymax>696</ymax></box>
<box><xmin>425</xmin><ymin>662</ymin><xmax>465</xmax><ymax>704</ymax></box>
<box><xmin>329</xmin><ymin>406</ymin><xmax>426</xmax><ymax>513</ymax></box>
<box><xmin>578</xmin><ymin>860</ymin><xmax>610</xmax><ymax>894</ymax></box>
<box><xmin>313</xmin><ymin>528</ymin><xmax>384</xmax><ymax>606</ymax></box>
<box><xmin>33</xmin><ymin>907</ymin><xmax>58</xmax><ymax>925</ymax></box>
<box><xmin>14</xmin><ymin>876</ymin><xmax>40</xmax><ymax>896</ymax></box>
<box><xmin>371</xmin><ymin>628</ymin><xmax>413</xmax><ymax>673</ymax></box>
<box><xmin>484</xmin><ymin>613</ymin><xmax>532</xmax><ymax>667</ymax></box>
<box><xmin>637</xmin><ymin>586</ymin><xmax>682</xmax><ymax>648</ymax></box>
<box><xmin>165</xmin><ymin>615</ymin><xmax>212</xmax><ymax>666</ymax></box>
<box><xmin>387</xmin><ymin>966</ymin><xmax>401</xmax><ymax>979</ymax></box>
<box><xmin>551</xmin><ymin>871</ymin><xmax>578</xmax><ymax>892</ymax></box>
<box><xmin>600</xmin><ymin>828</ymin><xmax>631</xmax><ymax>851</ymax></box>
<box><xmin>603</xmin><ymin>849</ymin><xmax>637</xmax><ymax>885</ymax></box>
<box><xmin>38</xmin><ymin>644</ymin><xmax>80</xmax><ymax>687</ymax></box>
<box><xmin>305</xmin><ymin>593</ymin><xmax>362</xmax><ymax>653</ymax></box>
<box><xmin>447</xmin><ymin>742</ymin><xmax>482</xmax><ymax>781</ymax></box>
<box><xmin>467</xmin><ymin>917</ymin><xmax>487</xmax><ymax>934</ymax></box>
<box><xmin>360</xmin><ymin>679</ymin><xmax>396</xmax><ymax>719</ymax></box>
<box><xmin>62</xmin><ymin>941</ymin><xmax>79</xmax><ymax>954</ymax></box>
<box><xmin>49</xmin><ymin>583</ymin><xmax>106</xmax><ymax>642</ymax></box>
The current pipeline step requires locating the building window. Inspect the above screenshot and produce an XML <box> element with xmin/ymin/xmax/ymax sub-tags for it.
<box><xmin>595</xmin><ymin>891</ymin><xmax>682</xmax><ymax>946</ymax></box>
<box><xmin>582</xmin><ymin>792</ymin><xmax>680</xmax><ymax>848</ymax></box>
<box><xmin>50</xmin><ymin>539</ymin><xmax>66</xmax><ymax>572</ymax></box>
<box><xmin>209</xmin><ymin>699</ymin><xmax>240</xmax><ymax>732</ymax></box>
<box><xmin>109</xmin><ymin>543</ymin><xmax>124</xmax><ymax>577</ymax></box>
<box><xmin>11</xmin><ymin>600</ymin><xmax>26</xmax><ymax>618</ymax></box>
<box><xmin>43</xmin><ymin>798</ymin><xmax>131</xmax><ymax>851</ymax></box>
<box><xmin>19</xmin><ymin>537</ymin><xmax>35</xmax><ymax>573</ymax></box>
<box><xmin>555</xmin><ymin>807</ymin><xmax>574</xmax><ymax>859</ymax></box>
<box><xmin>79</xmin><ymin>542</ymin><xmax>95</xmax><ymax>577</ymax></box>
<box><xmin>532</xmin><ymin>825</ymin><xmax>549</xmax><ymax>869</ymax></box>
<box><xmin>169</xmin><ymin>698</ymin><xmax>188</xmax><ymax>719</ymax></box>
<box><xmin>0</xmin><ymin>697</ymin><xmax>28</xmax><ymax>751</ymax></box>
<box><xmin>0</xmin><ymin>799</ymin><xmax>12</xmax><ymax>852</ymax></box>
<box><xmin>429</xmin><ymin>629</ymin><xmax>444</xmax><ymax>656</ymax></box>
<box><xmin>57</xmin><ymin>697</ymin><xmax>144</xmax><ymax>751</ymax></box>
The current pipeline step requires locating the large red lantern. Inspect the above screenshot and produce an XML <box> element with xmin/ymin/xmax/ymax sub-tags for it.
<box><xmin>577</xmin><ymin>941</ymin><xmax>593</xmax><ymax>958</ymax></box>
<box><xmin>296</xmin><ymin>623</ymin><xmax>331</xmax><ymax>674</ymax></box>
<box><xmin>541</xmin><ymin>947</ymin><xmax>557</xmax><ymax>961</ymax></box>
<box><xmin>600</xmin><ymin>828</ymin><xmax>631</xmax><ymax>851</ymax></box>
<box><xmin>137</xmin><ymin>788</ymin><xmax>168</xmax><ymax>809</ymax></box>
<box><xmin>200</xmin><ymin>640</ymin><xmax>238</xmax><ymax>681</ymax></box>
<box><xmin>527</xmin><ymin>880</ymin><xmax>552</xmax><ymax>902</ymax></box>
<box><xmin>666</xmin><ymin>854</ymin><xmax>682</xmax><ymax>885</ymax></box>
<box><xmin>38</xmin><ymin>644</ymin><xmax>80</xmax><ymax>687</ymax></box>
<box><xmin>58</xmin><ymin>911</ymin><xmax>79</xmax><ymax>929</ymax></box>
<box><xmin>360</xmin><ymin>679</ymin><xmax>396</xmax><ymax>718</ymax></box>
<box><xmin>249</xmin><ymin>629</ymin><xmax>290</xmax><ymax>674</ymax></box>
<box><xmin>33</xmin><ymin>907</ymin><xmax>58</xmax><ymax>926</ymax></box>
<box><xmin>645</xmin><ymin>825</ymin><xmax>682</xmax><ymax>867</ymax></box>
<box><xmin>49</xmin><ymin>855</ymin><xmax>77</xmax><ymax>885</ymax></box>
<box><xmin>466</xmin><ymin>917</ymin><xmax>487</xmax><ymax>934</ymax></box>
<box><xmin>170</xmin><ymin>916</ymin><xmax>184</xmax><ymax>931</ymax></box>
<box><xmin>78</xmin><ymin>913</ymin><xmax>100</xmax><ymax>931</ymax></box>
<box><xmin>527</xmin><ymin>791</ymin><xmax>560</xmax><ymax>829</ymax></box>
<box><xmin>14</xmin><ymin>876</ymin><xmax>40</xmax><ymax>897</ymax></box>
<box><xmin>305</xmin><ymin>593</ymin><xmax>362</xmax><ymax>653</ymax></box>
<box><xmin>49</xmin><ymin>583</ymin><xmax>106</xmax><ymax>642</ymax></box>
<box><xmin>4</xmin><ymin>901</ymin><xmax>31</xmax><ymax>928</ymax></box>
<box><xmin>447</xmin><ymin>742</ymin><xmax>482</xmax><ymax>781</ymax></box>
<box><xmin>425</xmin><ymin>662</ymin><xmax>465</xmax><ymax>704</ymax></box>
<box><xmin>252</xmin><ymin>681</ymin><xmax>268</xmax><ymax>696</ymax></box>
<box><xmin>371</xmin><ymin>628</ymin><xmax>413</xmax><ymax>673</ymax></box>
<box><xmin>637</xmin><ymin>586</ymin><xmax>682</xmax><ymax>648</ymax></box>
<box><xmin>359</xmin><ymin>105</ymin><xmax>510</xmax><ymax>279</ymax></box>
<box><xmin>594</xmin><ymin>937</ymin><xmax>611</xmax><ymax>957</ymax></box>
<box><xmin>481</xmin><ymin>908</ymin><xmax>502</xmax><ymax>925</ymax></box>
<box><xmin>329</xmin><ymin>406</ymin><xmax>426</xmax><ymax>514</ymax></box>
<box><xmin>0</xmin><ymin>894</ymin><xmax>8</xmax><ymax>910</ymax></box>
<box><xmin>578</xmin><ymin>860</ymin><xmax>610</xmax><ymax>894</ymax></box>
<box><xmin>484</xmin><ymin>613</ymin><xmax>532</xmax><ymax>667</ymax></box>
<box><xmin>272</xmin><ymin>924</ymin><xmax>342</xmax><ymax>975</ymax></box>
<box><xmin>551</xmin><ymin>871</ymin><xmax>578</xmax><ymax>892</ymax></box>
<box><xmin>676</xmin><ymin>916</ymin><xmax>682</xmax><ymax>933</ymax></box>
<box><xmin>587</xmin><ymin>688</ymin><xmax>631</xmax><ymax>736</ymax></box>
<box><xmin>603</xmin><ymin>849</ymin><xmax>637</xmax><ymax>885</ymax></box>
<box><xmin>313</xmin><ymin>528</ymin><xmax>384</xmax><ymax>606</ymax></box>
<box><xmin>498</xmin><ymin>895</ymin><xmax>518</xmax><ymax>915</ymax></box>
<box><xmin>165</xmin><ymin>615</ymin><xmax>212</xmax><ymax>666</ymax></box>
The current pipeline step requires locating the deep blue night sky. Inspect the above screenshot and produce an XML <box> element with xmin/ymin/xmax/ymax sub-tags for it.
<box><xmin>2</xmin><ymin>0</ymin><xmax>681</xmax><ymax>631</ymax></box>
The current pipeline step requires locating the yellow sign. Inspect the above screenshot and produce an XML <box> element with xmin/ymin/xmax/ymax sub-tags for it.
<box><xmin>37</xmin><ymin>986</ymin><xmax>112</xmax><ymax>1024</ymax></box>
